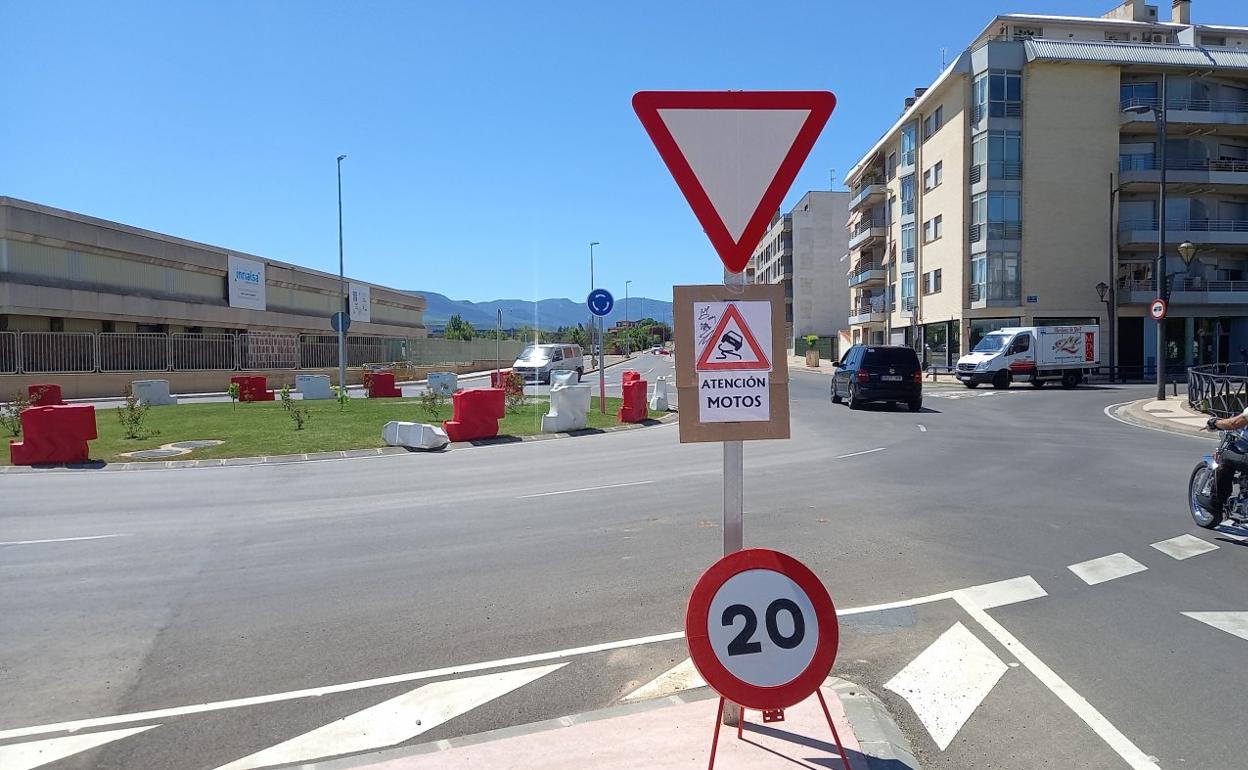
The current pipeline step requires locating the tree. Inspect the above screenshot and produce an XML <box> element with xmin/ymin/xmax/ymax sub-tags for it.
<box><xmin>445</xmin><ymin>313</ymin><xmax>476</xmax><ymax>341</ymax></box>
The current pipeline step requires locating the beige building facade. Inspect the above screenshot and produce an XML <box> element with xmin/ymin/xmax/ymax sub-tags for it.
<box><xmin>845</xmin><ymin>0</ymin><xmax>1248</xmax><ymax>375</ymax></box>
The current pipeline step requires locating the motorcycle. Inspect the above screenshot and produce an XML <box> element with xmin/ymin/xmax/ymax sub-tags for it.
<box><xmin>1189</xmin><ymin>428</ymin><xmax>1248</xmax><ymax>529</ymax></box>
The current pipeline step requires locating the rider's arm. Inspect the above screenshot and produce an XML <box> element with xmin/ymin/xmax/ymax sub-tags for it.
<box><xmin>1211</xmin><ymin>412</ymin><xmax>1248</xmax><ymax>431</ymax></box>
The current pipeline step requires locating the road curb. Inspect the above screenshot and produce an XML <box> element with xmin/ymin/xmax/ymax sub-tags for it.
<box><xmin>312</xmin><ymin>676</ymin><xmax>918</xmax><ymax>770</ymax></box>
<box><xmin>1105</xmin><ymin>397</ymin><xmax>1212</xmax><ymax>440</ymax></box>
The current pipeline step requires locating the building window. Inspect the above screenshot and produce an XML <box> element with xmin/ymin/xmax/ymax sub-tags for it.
<box><xmin>1120</xmin><ymin>81</ymin><xmax>1159</xmax><ymax>109</ymax></box>
<box><xmin>970</xmin><ymin>253</ymin><xmax>1020</xmax><ymax>303</ymax></box>
<box><xmin>972</xmin><ymin>130</ymin><xmax>1021</xmax><ymax>180</ymax></box>
<box><xmin>970</xmin><ymin>191</ymin><xmax>1020</xmax><ymax>241</ymax></box>
<box><xmin>901</xmin><ymin>274</ymin><xmax>916</xmax><ymax>302</ymax></box>
<box><xmin>923</xmin><ymin>107</ymin><xmax>944</xmax><ymax>141</ymax></box>
<box><xmin>900</xmin><ymin>175</ymin><xmax>915</xmax><ymax>215</ymax></box>
<box><xmin>974</xmin><ymin>70</ymin><xmax>1022</xmax><ymax>121</ymax></box>
<box><xmin>923</xmin><ymin>269</ymin><xmax>942</xmax><ymax>295</ymax></box>
<box><xmin>887</xmin><ymin>152</ymin><xmax>897</xmax><ymax>180</ymax></box>
<box><xmin>901</xmin><ymin>223</ymin><xmax>916</xmax><ymax>263</ymax></box>
<box><xmin>924</xmin><ymin>161</ymin><xmax>943</xmax><ymax>191</ymax></box>
<box><xmin>901</xmin><ymin>124</ymin><xmax>917</xmax><ymax>167</ymax></box>
<box><xmin>923</xmin><ymin>215</ymin><xmax>943</xmax><ymax>243</ymax></box>
<box><xmin>969</xmin><ymin>316</ymin><xmax>1022</xmax><ymax>349</ymax></box>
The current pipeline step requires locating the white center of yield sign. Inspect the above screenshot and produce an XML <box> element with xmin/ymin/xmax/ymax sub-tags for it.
<box><xmin>706</xmin><ymin>569</ymin><xmax>819</xmax><ymax>688</ymax></box>
<box><xmin>694</xmin><ymin>300</ymin><xmax>772</xmax><ymax>423</ymax></box>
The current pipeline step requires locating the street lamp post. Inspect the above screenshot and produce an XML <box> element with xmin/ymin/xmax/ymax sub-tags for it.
<box><xmin>589</xmin><ymin>241</ymin><xmax>599</xmax><ymax>369</ymax></box>
<box><xmin>624</xmin><ymin>280</ymin><xmax>632</xmax><ymax>358</ymax></box>
<box><xmin>1096</xmin><ymin>281</ymin><xmax>1115</xmax><ymax>381</ymax></box>
<box><xmin>336</xmin><ymin>154</ymin><xmax>347</xmax><ymax>396</ymax></box>
<box><xmin>1123</xmin><ymin>73</ymin><xmax>1168</xmax><ymax>399</ymax></box>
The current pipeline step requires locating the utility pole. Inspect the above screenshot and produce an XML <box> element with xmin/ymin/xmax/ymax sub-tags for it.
<box><xmin>336</xmin><ymin>154</ymin><xmax>347</xmax><ymax>395</ymax></box>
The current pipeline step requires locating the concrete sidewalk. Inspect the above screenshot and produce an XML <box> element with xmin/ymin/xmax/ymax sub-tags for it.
<box><xmin>323</xmin><ymin>679</ymin><xmax>917</xmax><ymax>770</ymax></box>
<box><xmin>1112</xmin><ymin>396</ymin><xmax>1209</xmax><ymax>437</ymax></box>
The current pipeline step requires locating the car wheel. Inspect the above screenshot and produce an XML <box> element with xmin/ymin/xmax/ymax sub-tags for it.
<box><xmin>992</xmin><ymin>370</ymin><xmax>1010</xmax><ymax>390</ymax></box>
<box><xmin>908</xmin><ymin>399</ymin><xmax>923</xmax><ymax>412</ymax></box>
<box><xmin>962</xmin><ymin>380</ymin><xmax>979</xmax><ymax>389</ymax></box>
<box><xmin>1061</xmin><ymin>370</ymin><xmax>1081</xmax><ymax>389</ymax></box>
<box><xmin>847</xmin><ymin>385</ymin><xmax>863</xmax><ymax>410</ymax></box>
<box><xmin>1031</xmin><ymin>379</ymin><xmax>1045</xmax><ymax>388</ymax></box>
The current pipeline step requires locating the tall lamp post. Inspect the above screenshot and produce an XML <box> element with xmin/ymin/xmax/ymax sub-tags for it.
<box><xmin>1096</xmin><ymin>281</ymin><xmax>1115</xmax><ymax>381</ymax></box>
<box><xmin>624</xmin><ymin>279</ymin><xmax>632</xmax><ymax>358</ymax></box>
<box><xmin>1123</xmin><ymin>73</ymin><xmax>1168</xmax><ymax>399</ymax></box>
<box><xmin>589</xmin><ymin>241</ymin><xmax>600</xmax><ymax>367</ymax></box>
<box><xmin>1178</xmin><ymin>240</ymin><xmax>1199</xmax><ymax>367</ymax></box>
<box><xmin>336</xmin><ymin>154</ymin><xmax>348</xmax><ymax>395</ymax></box>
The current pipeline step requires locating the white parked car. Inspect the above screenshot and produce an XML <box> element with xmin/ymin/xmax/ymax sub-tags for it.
<box><xmin>511</xmin><ymin>344</ymin><xmax>583</xmax><ymax>384</ymax></box>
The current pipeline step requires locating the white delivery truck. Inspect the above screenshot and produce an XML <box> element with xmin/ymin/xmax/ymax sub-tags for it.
<box><xmin>955</xmin><ymin>325</ymin><xmax>1100</xmax><ymax>389</ymax></box>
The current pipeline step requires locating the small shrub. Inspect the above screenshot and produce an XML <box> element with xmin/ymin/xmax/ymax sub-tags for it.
<box><xmin>419</xmin><ymin>388</ymin><xmax>447</xmax><ymax>420</ymax></box>
<box><xmin>332</xmin><ymin>385</ymin><xmax>350</xmax><ymax>411</ymax></box>
<box><xmin>228</xmin><ymin>382</ymin><xmax>241</xmax><ymax>410</ymax></box>
<box><xmin>805</xmin><ymin>334</ymin><xmax>819</xmax><ymax>348</ymax></box>
<box><xmin>289</xmin><ymin>403</ymin><xmax>311</xmax><ymax>430</ymax></box>
<box><xmin>116</xmin><ymin>389</ymin><xmax>158</xmax><ymax>440</ymax></box>
<box><xmin>504</xmin><ymin>372</ymin><xmax>526</xmax><ymax>413</ymax></box>
<box><xmin>279</xmin><ymin>384</ymin><xmax>293</xmax><ymax>411</ymax></box>
<box><xmin>0</xmin><ymin>391</ymin><xmax>31</xmax><ymax>437</ymax></box>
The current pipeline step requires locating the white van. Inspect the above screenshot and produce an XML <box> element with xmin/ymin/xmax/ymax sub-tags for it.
<box><xmin>512</xmin><ymin>344</ymin><xmax>584</xmax><ymax>384</ymax></box>
<box><xmin>955</xmin><ymin>325</ymin><xmax>1100</xmax><ymax>389</ymax></box>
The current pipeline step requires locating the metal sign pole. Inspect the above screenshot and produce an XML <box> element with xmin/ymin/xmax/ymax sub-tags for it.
<box><xmin>598</xmin><ymin>315</ymin><xmax>607</xmax><ymax>413</ymax></box>
<box><xmin>722</xmin><ymin>270</ymin><xmax>746</xmax><ymax>728</ymax></box>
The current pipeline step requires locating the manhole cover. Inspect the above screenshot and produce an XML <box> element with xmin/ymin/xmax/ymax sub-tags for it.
<box><xmin>129</xmin><ymin>448</ymin><xmax>185</xmax><ymax>459</ymax></box>
<box><xmin>168</xmin><ymin>440</ymin><xmax>223</xmax><ymax>449</ymax></box>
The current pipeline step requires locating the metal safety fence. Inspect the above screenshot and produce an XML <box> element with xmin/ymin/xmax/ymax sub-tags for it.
<box><xmin>1188</xmin><ymin>363</ymin><xmax>1248</xmax><ymax>418</ymax></box>
<box><xmin>2</xmin><ymin>332</ymin><xmax>527</xmax><ymax>375</ymax></box>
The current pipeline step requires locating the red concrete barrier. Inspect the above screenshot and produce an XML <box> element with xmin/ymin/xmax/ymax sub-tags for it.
<box><xmin>28</xmin><ymin>384</ymin><xmax>65</xmax><ymax>406</ymax></box>
<box><xmin>618</xmin><ymin>371</ymin><xmax>648</xmax><ymax>423</ymax></box>
<box><xmin>9</xmin><ymin>404</ymin><xmax>98</xmax><ymax>465</ymax></box>
<box><xmin>367</xmin><ymin>372</ymin><xmax>403</xmax><ymax>398</ymax></box>
<box><xmin>230</xmin><ymin>375</ymin><xmax>274</xmax><ymax>402</ymax></box>
<box><xmin>490</xmin><ymin>369</ymin><xmax>513</xmax><ymax>389</ymax></box>
<box><xmin>443</xmin><ymin>388</ymin><xmax>506</xmax><ymax>442</ymax></box>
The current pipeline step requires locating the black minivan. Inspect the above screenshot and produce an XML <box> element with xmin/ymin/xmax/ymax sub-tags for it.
<box><xmin>831</xmin><ymin>345</ymin><xmax>923</xmax><ymax>412</ymax></box>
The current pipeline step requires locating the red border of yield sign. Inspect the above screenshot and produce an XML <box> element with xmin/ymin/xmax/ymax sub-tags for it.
<box><xmin>1150</xmin><ymin>297</ymin><xmax>1168</xmax><ymax>321</ymax></box>
<box><xmin>695</xmin><ymin>303</ymin><xmax>771</xmax><ymax>372</ymax></box>
<box><xmin>685</xmin><ymin>548</ymin><xmax>838</xmax><ymax>711</ymax></box>
<box><xmin>632</xmin><ymin>91</ymin><xmax>836</xmax><ymax>274</ymax></box>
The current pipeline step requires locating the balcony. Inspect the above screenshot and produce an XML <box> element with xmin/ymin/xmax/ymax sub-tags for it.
<box><xmin>969</xmin><ymin>222</ymin><xmax>1022</xmax><ymax>243</ymax></box>
<box><xmin>1118</xmin><ymin>218</ymin><xmax>1248</xmax><ymax>248</ymax></box>
<box><xmin>970</xmin><ymin>161</ymin><xmax>1022</xmax><ymax>183</ymax></box>
<box><xmin>1120</xmin><ymin>96</ymin><xmax>1248</xmax><ymax>131</ymax></box>
<box><xmin>1118</xmin><ymin>277</ymin><xmax>1248</xmax><ymax>305</ymax></box>
<box><xmin>848</xmin><ymin>298</ymin><xmax>887</xmax><ymax>326</ymax></box>
<box><xmin>901</xmin><ymin>296</ymin><xmax>917</xmax><ymax>312</ymax></box>
<box><xmin>849</xmin><ymin>183</ymin><xmax>887</xmax><ymax>211</ymax></box>
<box><xmin>972</xmin><ymin>102</ymin><xmax>1023</xmax><ymax>123</ymax></box>
<box><xmin>849</xmin><ymin>219</ymin><xmax>887</xmax><ymax>251</ymax></box>
<box><xmin>847</xmin><ymin>262</ymin><xmax>886</xmax><ymax>288</ymax></box>
<box><xmin>969</xmin><ymin>282</ymin><xmax>1022</xmax><ymax>308</ymax></box>
<box><xmin>1119</xmin><ymin>155</ymin><xmax>1248</xmax><ymax>189</ymax></box>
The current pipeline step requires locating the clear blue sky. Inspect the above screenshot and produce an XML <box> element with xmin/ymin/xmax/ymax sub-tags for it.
<box><xmin>3</xmin><ymin>1</ymin><xmax>1244</xmax><ymax>305</ymax></box>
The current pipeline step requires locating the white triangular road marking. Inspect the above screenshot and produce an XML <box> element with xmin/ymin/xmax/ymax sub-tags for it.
<box><xmin>1151</xmin><ymin>534</ymin><xmax>1218</xmax><ymax>560</ymax></box>
<box><xmin>621</xmin><ymin>658</ymin><xmax>706</xmax><ymax>702</ymax></box>
<box><xmin>212</xmin><ymin>663</ymin><xmax>565</xmax><ymax>770</ymax></box>
<box><xmin>955</xmin><ymin>575</ymin><xmax>1047</xmax><ymax>611</ymax></box>
<box><xmin>1182</xmin><ymin>612</ymin><xmax>1248</xmax><ymax>642</ymax></box>
<box><xmin>658</xmin><ymin>108</ymin><xmax>809</xmax><ymax>242</ymax></box>
<box><xmin>885</xmin><ymin>622</ymin><xmax>1008</xmax><ymax>751</ymax></box>
<box><xmin>0</xmin><ymin>725</ymin><xmax>158</xmax><ymax>770</ymax></box>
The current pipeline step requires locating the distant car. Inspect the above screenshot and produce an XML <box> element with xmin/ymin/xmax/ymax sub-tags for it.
<box><xmin>830</xmin><ymin>345</ymin><xmax>922</xmax><ymax>412</ymax></box>
<box><xmin>650</xmin><ymin>346</ymin><xmax>662</xmax><ymax>354</ymax></box>
<box><xmin>511</xmin><ymin>344</ymin><xmax>583</xmax><ymax>384</ymax></box>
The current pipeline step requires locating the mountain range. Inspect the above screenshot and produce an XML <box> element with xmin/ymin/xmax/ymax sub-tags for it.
<box><xmin>408</xmin><ymin>291</ymin><xmax>673</xmax><ymax>331</ymax></box>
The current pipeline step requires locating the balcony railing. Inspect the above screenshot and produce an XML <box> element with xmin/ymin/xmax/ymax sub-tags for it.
<box><xmin>969</xmin><ymin>165</ymin><xmax>982</xmax><ymax>185</ymax></box>
<box><xmin>901</xmin><ymin>150</ymin><xmax>915</xmax><ymax>167</ymax></box>
<box><xmin>1119</xmin><ymin>218</ymin><xmax>1248</xmax><ymax>233</ymax></box>
<box><xmin>848</xmin><ymin>263</ymin><xmax>885</xmax><ymax>287</ymax></box>
<box><xmin>969</xmin><ymin>282</ymin><xmax>1022</xmax><ymax>303</ymax></box>
<box><xmin>1121</xmin><ymin>96</ymin><xmax>1248</xmax><ymax>114</ymax></box>
<box><xmin>849</xmin><ymin>297</ymin><xmax>888</xmax><ymax>323</ymax></box>
<box><xmin>902</xmin><ymin>246</ymin><xmax>916</xmax><ymax>264</ymax></box>
<box><xmin>851</xmin><ymin>219</ymin><xmax>885</xmax><ymax>237</ymax></box>
<box><xmin>1119</xmin><ymin>277</ymin><xmax>1248</xmax><ymax>293</ymax></box>
<box><xmin>972</xmin><ymin>102</ymin><xmax>1023</xmax><ymax>122</ymax></box>
<box><xmin>849</xmin><ymin>182</ymin><xmax>887</xmax><ymax>210</ymax></box>
<box><xmin>1119</xmin><ymin>155</ymin><xmax>1248</xmax><ymax>173</ymax></box>
<box><xmin>969</xmin><ymin>222</ymin><xmax>1023</xmax><ymax>242</ymax></box>
<box><xmin>901</xmin><ymin>199</ymin><xmax>915</xmax><ymax>215</ymax></box>
<box><xmin>901</xmin><ymin>297</ymin><xmax>917</xmax><ymax>312</ymax></box>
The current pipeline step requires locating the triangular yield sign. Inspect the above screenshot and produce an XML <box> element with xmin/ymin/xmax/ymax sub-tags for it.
<box><xmin>696</xmin><ymin>303</ymin><xmax>770</xmax><ymax>371</ymax></box>
<box><xmin>633</xmin><ymin>91</ymin><xmax>835</xmax><ymax>273</ymax></box>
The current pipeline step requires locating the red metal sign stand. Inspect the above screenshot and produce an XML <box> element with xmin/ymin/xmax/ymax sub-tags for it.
<box><xmin>706</xmin><ymin>693</ymin><xmax>855</xmax><ymax>770</ymax></box>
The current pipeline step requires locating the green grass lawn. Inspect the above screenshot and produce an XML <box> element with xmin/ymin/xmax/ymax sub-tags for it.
<box><xmin>3</xmin><ymin>396</ymin><xmax>629</xmax><ymax>464</ymax></box>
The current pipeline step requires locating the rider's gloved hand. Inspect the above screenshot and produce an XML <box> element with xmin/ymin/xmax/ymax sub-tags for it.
<box><xmin>1207</xmin><ymin>416</ymin><xmax>1220</xmax><ymax>431</ymax></box>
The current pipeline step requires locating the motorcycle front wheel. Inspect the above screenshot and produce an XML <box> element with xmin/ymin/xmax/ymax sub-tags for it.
<box><xmin>1189</xmin><ymin>463</ymin><xmax>1223</xmax><ymax>529</ymax></box>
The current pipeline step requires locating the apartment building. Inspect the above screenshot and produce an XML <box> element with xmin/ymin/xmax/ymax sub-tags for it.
<box><xmin>845</xmin><ymin>0</ymin><xmax>1248</xmax><ymax>375</ymax></box>
<box><xmin>749</xmin><ymin>190</ymin><xmax>851</xmax><ymax>349</ymax></box>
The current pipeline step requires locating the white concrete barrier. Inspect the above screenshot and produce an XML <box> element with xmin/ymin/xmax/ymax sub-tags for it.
<box><xmin>382</xmin><ymin>421</ymin><xmax>449</xmax><ymax>450</ymax></box>
<box><xmin>649</xmin><ymin>376</ymin><xmax>670</xmax><ymax>412</ymax></box>
<box><xmin>549</xmin><ymin>370</ymin><xmax>580</xmax><ymax>388</ymax></box>
<box><xmin>296</xmin><ymin>374</ymin><xmax>334</xmax><ymax>400</ymax></box>
<box><xmin>542</xmin><ymin>380</ymin><xmax>591</xmax><ymax>433</ymax></box>
<box><xmin>131</xmin><ymin>379</ymin><xmax>177</xmax><ymax>406</ymax></box>
<box><xmin>428</xmin><ymin>371</ymin><xmax>458</xmax><ymax>396</ymax></box>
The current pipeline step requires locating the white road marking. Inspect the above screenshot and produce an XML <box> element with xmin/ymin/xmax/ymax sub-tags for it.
<box><xmin>955</xmin><ymin>596</ymin><xmax>1161</xmax><ymax>769</ymax></box>
<box><xmin>885</xmin><ymin>622</ymin><xmax>1008</xmax><ymax>750</ymax></box>
<box><xmin>1067</xmin><ymin>552</ymin><xmax>1148</xmax><ymax>586</ymax></box>
<box><xmin>0</xmin><ymin>725</ymin><xmax>158</xmax><ymax>770</ymax></box>
<box><xmin>212</xmin><ymin>665</ymin><xmax>564</xmax><ymax>770</ymax></box>
<box><xmin>0</xmin><ymin>573</ymin><xmax>1039</xmax><ymax>741</ymax></box>
<box><xmin>955</xmin><ymin>576</ymin><xmax>1047</xmax><ymax>611</ymax></box>
<box><xmin>917</xmin><ymin>424</ymin><xmax>927</xmax><ymax>432</ymax></box>
<box><xmin>621</xmin><ymin>658</ymin><xmax>706</xmax><ymax>703</ymax></box>
<box><xmin>1151</xmin><ymin>534</ymin><xmax>1218</xmax><ymax>560</ymax></box>
<box><xmin>0</xmin><ymin>534</ymin><xmax>127</xmax><ymax>546</ymax></box>
<box><xmin>1102</xmin><ymin>401</ymin><xmax>1215</xmax><ymax>442</ymax></box>
<box><xmin>1182</xmin><ymin>612</ymin><xmax>1248</xmax><ymax>642</ymax></box>
<box><xmin>518</xmin><ymin>480</ymin><xmax>654</xmax><ymax>499</ymax></box>
<box><xmin>836</xmin><ymin>447</ymin><xmax>886</xmax><ymax>460</ymax></box>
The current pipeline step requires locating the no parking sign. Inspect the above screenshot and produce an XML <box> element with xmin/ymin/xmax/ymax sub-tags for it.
<box><xmin>685</xmin><ymin>549</ymin><xmax>838</xmax><ymax>710</ymax></box>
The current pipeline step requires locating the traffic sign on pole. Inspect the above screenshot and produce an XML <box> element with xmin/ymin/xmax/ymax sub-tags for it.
<box><xmin>587</xmin><ymin>288</ymin><xmax>614</xmax><ymax>317</ymax></box>
<box><xmin>632</xmin><ymin>91</ymin><xmax>835</xmax><ymax>274</ymax></box>
<box><xmin>686</xmin><ymin>548</ymin><xmax>838</xmax><ymax>711</ymax></box>
<box><xmin>330</xmin><ymin>310</ymin><xmax>351</xmax><ymax>334</ymax></box>
<box><xmin>1150</xmin><ymin>297</ymin><xmax>1168</xmax><ymax>321</ymax></box>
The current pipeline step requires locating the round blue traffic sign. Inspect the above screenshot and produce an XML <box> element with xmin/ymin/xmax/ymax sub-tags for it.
<box><xmin>331</xmin><ymin>310</ymin><xmax>351</xmax><ymax>333</ymax></box>
<box><xmin>587</xmin><ymin>288</ymin><xmax>614</xmax><ymax>317</ymax></box>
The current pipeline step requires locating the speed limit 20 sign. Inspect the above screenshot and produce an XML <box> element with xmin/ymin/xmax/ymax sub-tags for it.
<box><xmin>685</xmin><ymin>549</ymin><xmax>838</xmax><ymax>710</ymax></box>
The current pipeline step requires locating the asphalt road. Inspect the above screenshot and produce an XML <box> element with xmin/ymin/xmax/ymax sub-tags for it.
<box><xmin>1</xmin><ymin>366</ymin><xmax>1238</xmax><ymax>769</ymax></box>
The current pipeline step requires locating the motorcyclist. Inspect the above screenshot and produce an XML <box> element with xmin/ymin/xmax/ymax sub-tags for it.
<box><xmin>1204</xmin><ymin>409</ymin><xmax>1248</xmax><ymax>515</ymax></box>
